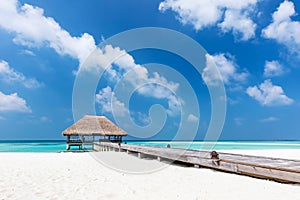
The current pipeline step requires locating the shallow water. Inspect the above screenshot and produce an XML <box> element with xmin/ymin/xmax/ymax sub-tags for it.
<box><xmin>127</xmin><ymin>141</ymin><xmax>300</xmax><ymax>151</ymax></box>
<box><xmin>1</xmin><ymin>140</ymin><xmax>300</xmax><ymax>152</ymax></box>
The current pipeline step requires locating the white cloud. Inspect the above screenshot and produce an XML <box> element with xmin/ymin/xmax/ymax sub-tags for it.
<box><xmin>88</xmin><ymin>45</ymin><xmax>182</xmax><ymax>117</ymax></box>
<box><xmin>0</xmin><ymin>60</ymin><xmax>42</xmax><ymax>88</ymax></box>
<box><xmin>0</xmin><ymin>0</ymin><xmax>182</xmax><ymax>117</ymax></box>
<box><xmin>159</xmin><ymin>0</ymin><xmax>223</xmax><ymax>29</ymax></box>
<box><xmin>202</xmin><ymin>53</ymin><xmax>248</xmax><ymax>87</ymax></box>
<box><xmin>81</xmin><ymin>45</ymin><xmax>127</xmax><ymax>73</ymax></box>
<box><xmin>0</xmin><ymin>116</ymin><xmax>6</xmax><ymax>120</ymax></box>
<box><xmin>95</xmin><ymin>86</ymin><xmax>127</xmax><ymax>117</ymax></box>
<box><xmin>88</xmin><ymin>46</ymin><xmax>180</xmax><ymax>97</ymax></box>
<box><xmin>262</xmin><ymin>1</ymin><xmax>300</xmax><ymax>54</ymax></box>
<box><xmin>159</xmin><ymin>0</ymin><xmax>258</xmax><ymax>40</ymax></box>
<box><xmin>202</xmin><ymin>54</ymin><xmax>222</xmax><ymax>87</ymax></box>
<box><xmin>0</xmin><ymin>1</ymin><xmax>183</xmax><ymax>119</ymax></box>
<box><xmin>166</xmin><ymin>94</ymin><xmax>182</xmax><ymax>116</ymax></box>
<box><xmin>0</xmin><ymin>0</ymin><xmax>96</xmax><ymax>64</ymax></box>
<box><xmin>135</xmin><ymin>112</ymin><xmax>151</xmax><ymax>125</ymax></box>
<box><xmin>218</xmin><ymin>9</ymin><xmax>256</xmax><ymax>40</ymax></box>
<box><xmin>20</xmin><ymin>49</ymin><xmax>36</xmax><ymax>56</ymax></box>
<box><xmin>187</xmin><ymin>114</ymin><xmax>198</xmax><ymax>122</ymax></box>
<box><xmin>0</xmin><ymin>91</ymin><xmax>31</xmax><ymax>112</ymax></box>
<box><xmin>96</xmin><ymin>85</ymin><xmax>182</xmax><ymax>118</ymax></box>
<box><xmin>136</xmin><ymin>72</ymin><xmax>179</xmax><ymax>96</ymax></box>
<box><xmin>263</xmin><ymin>60</ymin><xmax>286</xmax><ymax>77</ymax></box>
<box><xmin>119</xmin><ymin>60</ymin><xmax>182</xmax><ymax>117</ymax></box>
<box><xmin>260</xmin><ymin>116</ymin><xmax>279</xmax><ymax>123</ymax></box>
<box><xmin>246</xmin><ymin>79</ymin><xmax>293</xmax><ymax>106</ymax></box>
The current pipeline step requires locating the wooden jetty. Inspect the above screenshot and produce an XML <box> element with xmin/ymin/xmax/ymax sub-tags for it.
<box><xmin>62</xmin><ymin>115</ymin><xmax>127</xmax><ymax>150</ymax></box>
<box><xmin>93</xmin><ymin>142</ymin><xmax>300</xmax><ymax>183</ymax></box>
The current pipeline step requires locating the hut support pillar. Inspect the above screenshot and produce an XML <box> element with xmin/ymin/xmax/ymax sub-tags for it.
<box><xmin>138</xmin><ymin>152</ymin><xmax>142</xmax><ymax>158</ymax></box>
<box><xmin>66</xmin><ymin>135</ymin><xmax>70</xmax><ymax>150</ymax></box>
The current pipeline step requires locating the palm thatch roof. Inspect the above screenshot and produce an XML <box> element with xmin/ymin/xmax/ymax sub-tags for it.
<box><xmin>62</xmin><ymin>115</ymin><xmax>127</xmax><ymax>136</ymax></box>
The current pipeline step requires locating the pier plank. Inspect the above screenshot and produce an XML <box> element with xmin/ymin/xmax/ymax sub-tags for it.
<box><xmin>93</xmin><ymin>142</ymin><xmax>300</xmax><ymax>183</ymax></box>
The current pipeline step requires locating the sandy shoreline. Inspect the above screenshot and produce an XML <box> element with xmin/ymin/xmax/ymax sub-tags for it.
<box><xmin>0</xmin><ymin>150</ymin><xmax>300</xmax><ymax>200</ymax></box>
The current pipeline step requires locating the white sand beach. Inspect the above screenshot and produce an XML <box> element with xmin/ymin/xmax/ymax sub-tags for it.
<box><xmin>0</xmin><ymin>150</ymin><xmax>300</xmax><ymax>200</ymax></box>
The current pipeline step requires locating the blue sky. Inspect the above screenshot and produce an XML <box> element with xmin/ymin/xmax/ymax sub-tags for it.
<box><xmin>0</xmin><ymin>0</ymin><xmax>300</xmax><ymax>140</ymax></box>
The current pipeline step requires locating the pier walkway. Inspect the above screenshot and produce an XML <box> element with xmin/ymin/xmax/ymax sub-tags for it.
<box><xmin>93</xmin><ymin>142</ymin><xmax>300</xmax><ymax>183</ymax></box>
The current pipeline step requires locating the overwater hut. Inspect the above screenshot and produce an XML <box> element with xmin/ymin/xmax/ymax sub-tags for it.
<box><xmin>62</xmin><ymin>115</ymin><xmax>127</xmax><ymax>150</ymax></box>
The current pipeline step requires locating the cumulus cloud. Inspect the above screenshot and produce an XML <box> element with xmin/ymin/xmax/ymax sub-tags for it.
<box><xmin>187</xmin><ymin>114</ymin><xmax>198</xmax><ymax>122</ymax></box>
<box><xmin>246</xmin><ymin>79</ymin><xmax>293</xmax><ymax>106</ymax></box>
<box><xmin>159</xmin><ymin>0</ymin><xmax>258</xmax><ymax>40</ymax></box>
<box><xmin>82</xmin><ymin>46</ymin><xmax>126</xmax><ymax>73</ymax></box>
<box><xmin>262</xmin><ymin>0</ymin><xmax>300</xmax><ymax>54</ymax></box>
<box><xmin>263</xmin><ymin>60</ymin><xmax>287</xmax><ymax>77</ymax></box>
<box><xmin>0</xmin><ymin>0</ymin><xmax>96</xmax><ymax>64</ymax></box>
<box><xmin>202</xmin><ymin>53</ymin><xmax>248</xmax><ymax>87</ymax></box>
<box><xmin>166</xmin><ymin>94</ymin><xmax>182</xmax><ymax>116</ymax></box>
<box><xmin>0</xmin><ymin>0</ymin><xmax>183</xmax><ymax>119</ymax></box>
<box><xmin>0</xmin><ymin>60</ymin><xmax>43</xmax><ymax>88</ymax></box>
<box><xmin>85</xmin><ymin>45</ymin><xmax>179</xmax><ymax>94</ymax></box>
<box><xmin>218</xmin><ymin>9</ymin><xmax>256</xmax><ymax>41</ymax></box>
<box><xmin>120</xmin><ymin>61</ymin><xmax>182</xmax><ymax>117</ymax></box>
<box><xmin>95</xmin><ymin>86</ymin><xmax>127</xmax><ymax>117</ymax></box>
<box><xmin>0</xmin><ymin>91</ymin><xmax>31</xmax><ymax>112</ymax></box>
<box><xmin>90</xmin><ymin>45</ymin><xmax>182</xmax><ymax>117</ymax></box>
<box><xmin>260</xmin><ymin>116</ymin><xmax>279</xmax><ymax>123</ymax></box>
<box><xmin>135</xmin><ymin>112</ymin><xmax>151</xmax><ymax>125</ymax></box>
<box><xmin>0</xmin><ymin>0</ymin><xmax>182</xmax><ymax>117</ymax></box>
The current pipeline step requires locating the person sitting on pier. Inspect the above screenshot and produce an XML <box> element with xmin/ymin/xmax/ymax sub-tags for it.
<box><xmin>211</xmin><ymin>151</ymin><xmax>220</xmax><ymax>166</ymax></box>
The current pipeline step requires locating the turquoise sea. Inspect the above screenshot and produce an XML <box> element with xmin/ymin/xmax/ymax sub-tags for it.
<box><xmin>127</xmin><ymin>141</ymin><xmax>300</xmax><ymax>150</ymax></box>
<box><xmin>1</xmin><ymin>140</ymin><xmax>300</xmax><ymax>152</ymax></box>
<box><xmin>0</xmin><ymin>140</ymin><xmax>67</xmax><ymax>152</ymax></box>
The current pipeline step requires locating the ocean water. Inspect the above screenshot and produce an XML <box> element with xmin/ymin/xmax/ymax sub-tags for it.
<box><xmin>0</xmin><ymin>140</ymin><xmax>67</xmax><ymax>152</ymax></box>
<box><xmin>0</xmin><ymin>140</ymin><xmax>300</xmax><ymax>152</ymax></box>
<box><xmin>127</xmin><ymin>141</ymin><xmax>300</xmax><ymax>151</ymax></box>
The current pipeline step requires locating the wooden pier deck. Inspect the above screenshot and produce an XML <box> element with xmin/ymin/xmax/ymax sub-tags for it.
<box><xmin>93</xmin><ymin>142</ymin><xmax>300</xmax><ymax>183</ymax></box>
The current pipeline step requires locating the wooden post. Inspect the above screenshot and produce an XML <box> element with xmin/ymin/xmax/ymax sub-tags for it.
<box><xmin>82</xmin><ymin>136</ymin><xmax>85</xmax><ymax>150</ymax></box>
<box><xmin>66</xmin><ymin>135</ymin><xmax>70</xmax><ymax>150</ymax></box>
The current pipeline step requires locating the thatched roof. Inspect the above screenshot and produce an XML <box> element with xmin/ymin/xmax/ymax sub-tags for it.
<box><xmin>62</xmin><ymin>115</ymin><xmax>127</xmax><ymax>136</ymax></box>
